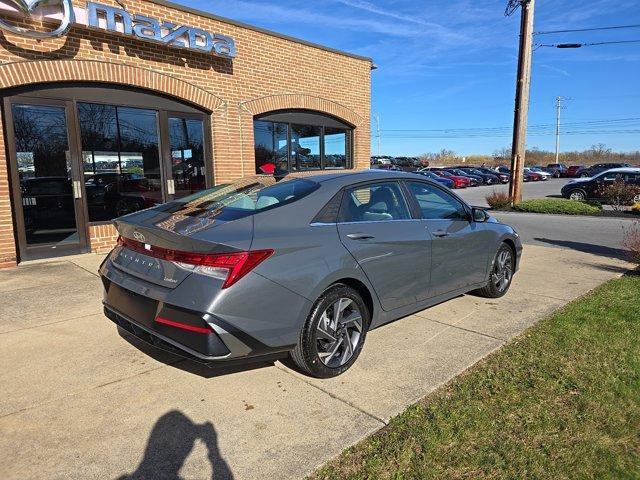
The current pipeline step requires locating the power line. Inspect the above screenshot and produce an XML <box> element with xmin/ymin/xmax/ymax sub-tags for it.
<box><xmin>536</xmin><ymin>39</ymin><xmax>640</xmax><ymax>48</ymax></box>
<box><xmin>534</xmin><ymin>23</ymin><xmax>640</xmax><ymax>35</ymax></box>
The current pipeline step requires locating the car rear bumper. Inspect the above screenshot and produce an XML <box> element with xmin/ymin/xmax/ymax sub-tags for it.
<box><xmin>102</xmin><ymin>279</ymin><xmax>296</xmax><ymax>365</ymax></box>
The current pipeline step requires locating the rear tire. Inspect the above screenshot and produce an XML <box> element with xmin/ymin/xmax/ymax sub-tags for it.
<box><xmin>291</xmin><ymin>284</ymin><xmax>369</xmax><ymax>378</ymax></box>
<box><xmin>474</xmin><ymin>243</ymin><xmax>515</xmax><ymax>298</ymax></box>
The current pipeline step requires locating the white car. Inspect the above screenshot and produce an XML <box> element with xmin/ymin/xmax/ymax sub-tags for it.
<box><xmin>524</xmin><ymin>167</ymin><xmax>552</xmax><ymax>181</ymax></box>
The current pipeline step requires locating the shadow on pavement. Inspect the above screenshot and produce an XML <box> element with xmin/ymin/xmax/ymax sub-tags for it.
<box><xmin>117</xmin><ymin>410</ymin><xmax>233</xmax><ymax>480</ymax></box>
<box><xmin>534</xmin><ymin>237</ymin><xmax>627</xmax><ymax>260</ymax></box>
<box><xmin>117</xmin><ymin>327</ymin><xmax>277</xmax><ymax>379</ymax></box>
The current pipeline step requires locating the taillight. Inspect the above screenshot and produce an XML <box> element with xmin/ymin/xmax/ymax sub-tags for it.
<box><xmin>117</xmin><ymin>236</ymin><xmax>273</xmax><ymax>288</ymax></box>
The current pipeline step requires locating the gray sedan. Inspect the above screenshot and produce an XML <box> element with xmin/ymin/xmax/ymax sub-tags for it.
<box><xmin>100</xmin><ymin>171</ymin><xmax>522</xmax><ymax>378</ymax></box>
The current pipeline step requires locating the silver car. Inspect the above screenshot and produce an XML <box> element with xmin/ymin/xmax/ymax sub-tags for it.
<box><xmin>100</xmin><ymin>171</ymin><xmax>522</xmax><ymax>378</ymax></box>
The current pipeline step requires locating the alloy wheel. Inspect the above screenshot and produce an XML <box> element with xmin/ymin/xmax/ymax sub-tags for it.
<box><xmin>316</xmin><ymin>298</ymin><xmax>363</xmax><ymax>368</ymax></box>
<box><xmin>634</xmin><ymin>194</ymin><xmax>640</xmax><ymax>203</ymax></box>
<box><xmin>492</xmin><ymin>249</ymin><xmax>513</xmax><ymax>293</ymax></box>
<box><xmin>569</xmin><ymin>191</ymin><xmax>586</xmax><ymax>201</ymax></box>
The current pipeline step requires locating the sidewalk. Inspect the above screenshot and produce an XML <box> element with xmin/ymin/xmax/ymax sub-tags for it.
<box><xmin>0</xmin><ymin>246</ymin><xmax>632</xmax><ymax>480</ymax></box>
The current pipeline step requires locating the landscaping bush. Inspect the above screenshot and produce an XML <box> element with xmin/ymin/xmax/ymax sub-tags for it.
<box><xmin>623</xmin><ymin>220</ymin><xmax>640</xmax><ymax>265</ymax></box>
<box><xmin>485</xmin><ymin>190</ymin><xmax>512</xmax><ymax>210</ymax></box>
<box><xmin>596</xmin><ymin>179</ymin><xmax>640</xmax><ymax>211</ymax></box>
<box><xmin>514</xmin><ymin>198</ymin><xmax>601</xmax><ymax>215</ymax></box>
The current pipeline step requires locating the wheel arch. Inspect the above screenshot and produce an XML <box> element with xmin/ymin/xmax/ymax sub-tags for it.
<box><xmin>332</xmin><ymin>277</ymin><xmax>375</xmax><ymax>325</ymax></box>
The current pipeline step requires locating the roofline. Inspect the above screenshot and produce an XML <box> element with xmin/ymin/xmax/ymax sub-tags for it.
<box><xmin>148</xmin><ymin>0</ymin><xmax>375</xmax><ymax>65</ymax></box>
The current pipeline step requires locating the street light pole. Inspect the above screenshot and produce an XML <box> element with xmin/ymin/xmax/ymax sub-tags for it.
<box><xmin>508</xmin><ymin>0</ymin><xmax>536</xmax><ymax>205</ymax></box>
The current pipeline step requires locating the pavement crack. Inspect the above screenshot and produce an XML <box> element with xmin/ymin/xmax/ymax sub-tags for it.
<box><xmin>418</xmin><ymin>317</ymin><xmax>506</xmax><ymax>342</ymax></box>
<box><xmin>274</xmin><ymin>364</ymin><xmax>388</xmax><ymax>426</ymax></box>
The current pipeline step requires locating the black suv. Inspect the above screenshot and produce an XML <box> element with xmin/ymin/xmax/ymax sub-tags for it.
<box><xmin>576</xmin><ymin>163</ymin><xmax>631</xmax><ymax>178</ymax></box>
<box><xmin>561</xmin><ymin>168</ymin><xmax>640</xmax><ymax>202</ymax></box>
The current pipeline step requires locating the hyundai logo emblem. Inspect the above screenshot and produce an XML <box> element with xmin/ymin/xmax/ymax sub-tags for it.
<box><xmin>133</xmin><ymin>231</ymin><xmax>146</xmax><ymax>243</ymax></box>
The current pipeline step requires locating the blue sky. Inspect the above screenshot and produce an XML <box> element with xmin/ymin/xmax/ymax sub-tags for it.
<box><xmin>191</xmin><ymin>0</ymin><xmax>640</xmax><ymax>156</ymax></box>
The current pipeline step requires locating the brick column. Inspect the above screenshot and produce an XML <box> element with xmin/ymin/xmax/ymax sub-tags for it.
<box><xmin>0</xmin><ymin>114</ymin><xmax>17</xmax><ymax>268</ymax></box>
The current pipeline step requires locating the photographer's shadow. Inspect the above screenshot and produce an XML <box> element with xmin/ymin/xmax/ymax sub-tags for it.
<box><xmin>118</xmin><ymin>410</ymin><xmax>234</xmax><ymax>480</ymax></box>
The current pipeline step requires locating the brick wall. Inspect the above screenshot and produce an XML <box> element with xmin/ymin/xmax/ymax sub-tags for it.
<box><xmin>0</xmin><ymin>0</ymin><xmax>372</xmax><ymax>266</ymax></box>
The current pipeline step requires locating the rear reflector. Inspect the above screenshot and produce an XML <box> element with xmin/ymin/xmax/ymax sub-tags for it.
<box><xmin>117</xmin><ymin>236</ymin><xmax>273</xmax><ymax>288</ymax></box>
<box><xmin>155</xmin><ymin>316</ymin><xmax>213</xmax><ymax>335</ymax></box>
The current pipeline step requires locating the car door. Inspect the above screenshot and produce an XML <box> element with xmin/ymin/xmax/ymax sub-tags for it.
<box><xmin>337</xmin><ymin>181</ymin><xmax>431</xmax><ymax>311</ymax></box>
<box><xmin>404</xmin><ymin>181</ymin><xmax>490</xmax><ymax>297</ymax></box>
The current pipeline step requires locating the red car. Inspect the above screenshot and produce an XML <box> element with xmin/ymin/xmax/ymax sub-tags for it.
<box><xmin>567</xmin><ymin>165</ymin><xmax>585</xmax><ymax>178</ymax></box>
<box><xmin>432</xmin><ymin>170</ymin><xmax>470</xmax><ymax>189</ymax></box>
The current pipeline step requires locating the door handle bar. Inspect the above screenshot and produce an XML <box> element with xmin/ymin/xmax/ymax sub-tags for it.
<box><xmin>347</xmin><ymin>233</ymin><xmax>375</xmax><ymax>240</ymax></box>
<box><xmin>432</xmin><ymin>230</ymin><xmax>449</xmax><ymax>238</ymax></box>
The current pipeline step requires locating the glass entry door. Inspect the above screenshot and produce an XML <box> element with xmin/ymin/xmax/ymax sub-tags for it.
<box><xmin>7</xmin><ymin>100</ymin><xmax>88</xmax><ymax>260</ymax></box>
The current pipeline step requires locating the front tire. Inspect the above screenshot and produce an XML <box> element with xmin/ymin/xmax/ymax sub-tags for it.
<box><xmin>568</xmin><ymin>189</ymin><xmax>587</xmax><ymax>201</ymax></box>
<box><xmin>291</xmin><ymin>284</ymin><xmax>369</xmax><ymax>378</ymax></box>
<box><xmin>474</xmin><ymin>243</ymin><xmax>515</xmax><ymax>298</ymax></box>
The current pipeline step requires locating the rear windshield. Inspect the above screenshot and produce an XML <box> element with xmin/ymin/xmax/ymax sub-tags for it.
<box><xmin>160</xmin><ymin>176</ymin><xmax>320</xmax><ymax>222</ymax></box>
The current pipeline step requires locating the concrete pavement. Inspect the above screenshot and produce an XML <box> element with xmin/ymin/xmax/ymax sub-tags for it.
<box><xmin>0</xmin><ymin>242</ymin><xmax>633</xmax><ymax>479</ymax></box>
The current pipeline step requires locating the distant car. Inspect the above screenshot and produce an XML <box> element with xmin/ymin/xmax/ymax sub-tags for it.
<box><xmin>443</xmin><ymin>168</ymin><xmax>483</xmax><ymax>187</ymax></box>
<box><xmin>495</xmin><ymin>166</ymin><xmax>511</xmax><ymax>175</ymax></box>
<box><xmin>576</xmin><ymin>163</ymin><xmax>631</xmax><ymax>178</ymax></box>
<box><xmin>546</xmin><ymin>164</ymin><xmax>568</xmax><ymax>178</ymax></box>
<box><xmin>430</xmin><ymin>170</ymin><xmax>470</xmax><ymax>189</ymax></box>
<box><xmin>456</xmin><ymin>167</ymin><xmax>500</xmax><ymax>185</ymax></box>
<box><xmin>566</xmin><ymin>165</ymin><xmax>585</xmax><ymax>178</ymax></box>
<box><xmin>373</xmin><ymin>164</ymin><xmax>402</xmax><ymax>171</ymax></box>
<box><xmin>524</xmin><ymin>167</ymin><xmax>550</xmax><ymax>181</ymax></box>
<box><xmin>414</xmin><ymin>170</ymin><xmax>455</xmax><ymax>189</ymax></box>
<box><xmin>477</xmin><ymin>167</ymin><xmax>509</xmax><ymax>184</ymax></box>
<box><xmin>561</xmin><ymin>168</ymin><xmax>640</xmax><ymax>202</ymax></box>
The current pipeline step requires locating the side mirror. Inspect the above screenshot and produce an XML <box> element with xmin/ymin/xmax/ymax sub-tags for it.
<box><xmin>472</xmin><ymin>207</ymin><xmax>489</xmax><ymax>223</ymax></box>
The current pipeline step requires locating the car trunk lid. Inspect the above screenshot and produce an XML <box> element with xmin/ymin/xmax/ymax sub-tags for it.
<box><xmin>111</xmin><ymin>203</ymin><xmax>254</xmax><ymax>289</ymax></box>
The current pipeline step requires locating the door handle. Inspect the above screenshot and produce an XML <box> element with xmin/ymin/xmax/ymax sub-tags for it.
<box><xmin>347</xmin><ymin>233</ymin><xmax>375</xmax><ymax>240</ymax></box>
<box><xmin>432</xmin><ymin>230</ymin><xmax>449</xmax><ymax>238</ymax></box>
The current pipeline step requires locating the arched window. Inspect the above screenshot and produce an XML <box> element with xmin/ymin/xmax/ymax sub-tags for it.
<box><xmin>253</xmin><ymin>110</ymin><xmax>353</xmax><ymax>174</ymax></box>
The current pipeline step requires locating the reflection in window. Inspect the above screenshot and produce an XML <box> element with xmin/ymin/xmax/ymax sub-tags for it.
<box><xmin>324</xmin><ymin>127</ymin><xmax>348</xmax><ymax>170</ymax></box>
<box><xmin>253</xmin><ymin>116</ymin><xmax>352</xmax><ymax>173</ymax></box>
<box><xmin>253</xmin><ymin>120</ymin><xmax>288</xmax><ymax>174</ymax></box>
<box><xmin>291</xmin><ymin>124</ymin><xmax>321</xmax><ymax>170</ymax></box>
<box><xmin>79</xmin><ymin>103</ymin><xmax>161</xmax><ymax>221</ymax></box>
<box><xmin>169</xmin><ymin>117</ymin><xmax>206</xmax><ymax>199</ymax></box>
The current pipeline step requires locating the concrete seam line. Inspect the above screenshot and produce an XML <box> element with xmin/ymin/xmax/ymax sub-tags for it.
<box><xmin>0</xmin><ymin>362</ymin><xmax>182</xmax><ymax>420</ymax></box>
<box><xmin>417</xmin><ymin>317</ymin><xmax>507</xmax><ymax>342</ymax></box>
<box><xmin>274</xmin><ymin>364</ymin><xmax>388</xmax><ymax>426</ymax></box>
<box><xmin>67</xmin><ymin>261</ymin><xmax>101</xmax><ymax>278</ymax></box>
<box><xmin>0</xmin><ymin>312</ymin><xmax>103</xmax><ymax>336</ymax></box>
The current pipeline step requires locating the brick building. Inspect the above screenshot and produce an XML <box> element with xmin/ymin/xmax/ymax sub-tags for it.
<box><xmin>0</xmin><ymin>0</ymin><xmax>373</xmax><ymax>267</ymax></box>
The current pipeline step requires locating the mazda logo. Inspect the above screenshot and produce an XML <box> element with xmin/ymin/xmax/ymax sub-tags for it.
<box><xmin>133</xmin><ymin>231</ymin><xmax>146</xmax><ymax>243</ymax></box>
<box><xmin>0</xmin><ymin>0</ymin><xmax>75</xmax><ymax>39</ymax></box>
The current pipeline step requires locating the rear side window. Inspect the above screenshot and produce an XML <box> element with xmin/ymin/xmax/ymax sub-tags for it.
<box><xmin>162</xmin><ymin>176</ymin><xmax>319</xmax><ymax>221</ymax></box>
<box><xmin>341</xmin><ymin>182</ymin><xmax>411</xmax><ymax>223</ymax></box>
<box><xmin>406</xmin><ymin>182</ymin><xmax>468</xmax><ymax>220</ymax></box>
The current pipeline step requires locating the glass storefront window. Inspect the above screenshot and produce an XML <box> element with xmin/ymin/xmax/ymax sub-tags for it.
<box><xmin>253</xmin><ymin>113</ymin><xmax>352</xmax><ymax>173</ymax></box>
<box><xmin>291</xmin><ymin>124</ymin><xmax>321</xmax><ymax>171</ymax></box>
<box><xmin>79</xmin><ymin>103</ymin><xmax>162</xmax><ymax>221</ymax></box>
<box><xmin>254</xmin><ymin>120</ymin><xmax>288</xmax><ymax>174</ymax></box>
<box><xmin>324</xmin><ymin>127</ymin><xmax>348</xmax><ymax>170</ymax></box>
<box><xmin>169</xmin><ymin>117</ymin><xmax>206</xmax><ymax>199</ymax></box>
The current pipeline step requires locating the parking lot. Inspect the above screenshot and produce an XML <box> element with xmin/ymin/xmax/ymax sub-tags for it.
<box><xmin>455</xmin><ymin>177</ymin><xmax>572</xmax><ymax>207</ymax></box>
<box><xmin>0</xmin><ymin>200</ymin><xmax>634</xmax><ymax>480</ymax></box>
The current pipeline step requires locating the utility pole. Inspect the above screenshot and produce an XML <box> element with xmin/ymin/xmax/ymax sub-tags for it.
<box><xmin>508</xmin><ymin>0</ymin><xmax>536</xmax><ymax>205</ymax></box>
<box><xmin>555</xmin><ymin>96</ymin><xmax>562</xmax><ymax>164</ymax></box>
<box><xmin>374</xmin><ymin>114</ymin><xmax>381</xmax><ymax>156</ymax></box>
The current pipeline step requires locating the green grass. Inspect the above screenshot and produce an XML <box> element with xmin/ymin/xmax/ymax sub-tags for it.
<box><xmin>311</xmin><ymin>274</ymin><xmax>640</xmax><ymax>480</ymax></box>
<box><xmin>514</xmin><ymin>198</ymin><xmax>601</xmax><ymax>215</ymax></box>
